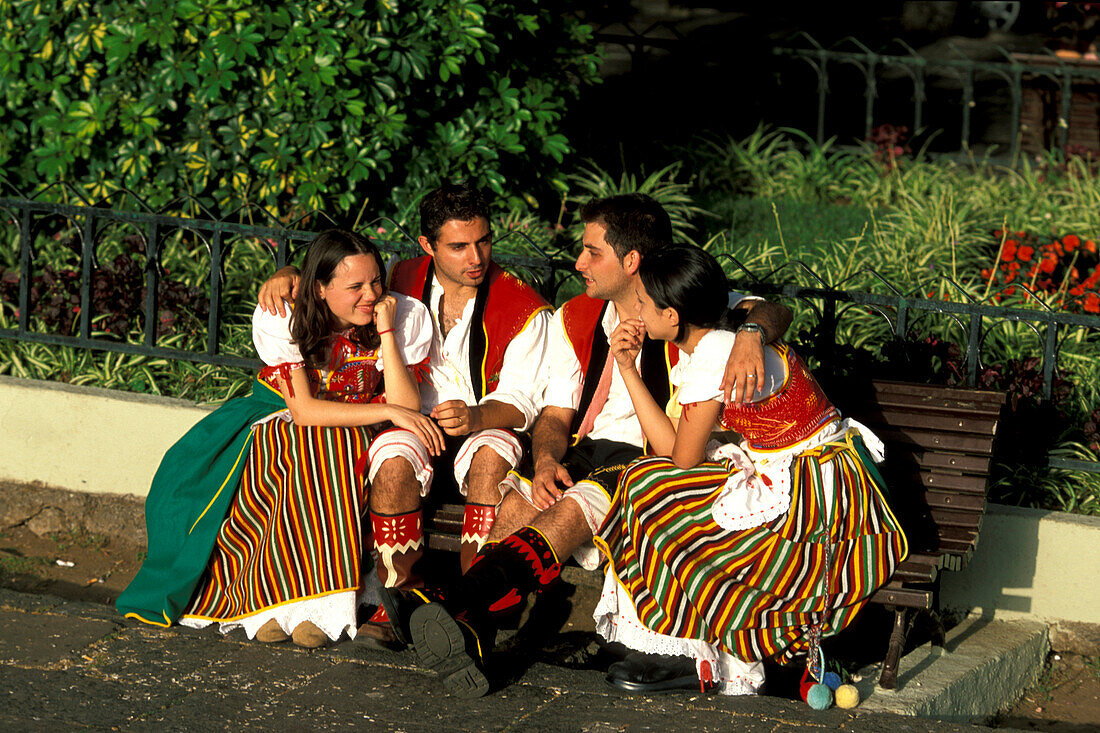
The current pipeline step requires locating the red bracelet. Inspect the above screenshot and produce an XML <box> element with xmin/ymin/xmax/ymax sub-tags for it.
<box><xmin>377</xmin><ymin>328</ymin><xmax>394</xmax><ymax>336</ymax></box>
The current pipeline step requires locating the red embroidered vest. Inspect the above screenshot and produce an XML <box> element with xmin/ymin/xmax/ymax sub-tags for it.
<box><xmin>718</xmin><ymin>344</ymin><xmax>839</xmax><ymax>451</ymax></box>
<box><xmin>560</xmin><ymin>293</ymin><xmax>680</xmax><ymax>440</ymax></box>
<box><xmin>388</xmin><ymin>256</ymin><xmax>550</xmax><ymax>398</ymax></box>
<box><xmin>258</xmin><ymin>334</ymin><xmax>386</xmax><ymax>404</ymax></box>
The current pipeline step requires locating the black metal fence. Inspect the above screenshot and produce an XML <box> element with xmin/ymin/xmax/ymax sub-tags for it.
<box><xmin>723</xmin><ymin>255</ymin><xmax>1100</xmax><ymax>474</ymax></box>
<box><xmin>774</xmin><ymin>34</ymin><xmax>1100</xmax><ymax>161</ymax></box>
<box><xmin>0</xmin><ymin>193</ymin><xmax>571</xmax><ymax>371</ymax></box>
<box><xmin>3</xmin><ymin>199</ymin><xmax>1100</xmax><ymax>474</ymax></box>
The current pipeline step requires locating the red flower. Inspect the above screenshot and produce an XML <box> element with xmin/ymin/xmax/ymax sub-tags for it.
<box><xmin>1085</xmin><ymin>293</ymin><xmax>1100</xmax><ymax>313</ymax></box>
<box><xmin>1071</xmin><ymin>285</ymin><xmax>1085</xmax><ymax>296</ymax></box>
<box><xmin>980</xmin><ymin>268</ymin><xmax>992</xmax><ymax>279</ymax></box>
<box><xmin>1005</xmin><ymin>286</ymin><xmax>1017</xmax><ymax>296</ymax></box>
<box><xmin>1001</xmin><ymin>248</ymin><xmax>1016</xmax><ymax>262</ymax></box>
<box><xmin>1064</xmin><ymin>234</ymin><xmax>1081</xmax><ymax>250</ymax></box>
<box><xmin>1017</xmin><ymin>245</ymin><xmax>1034</xmax><ymax>261</ymax></box>
<box><xmin>1040</xmin><ymin>257</ymin><xmax>1058</xmax><ymax>274</ymax></box>
<box><xmin>1087</xmin><ymin>240</ymin><xmax>1097</xmax><ymax>254</ymax></box>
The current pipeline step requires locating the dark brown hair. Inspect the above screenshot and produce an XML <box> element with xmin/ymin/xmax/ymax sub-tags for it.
<box><xmin>579</xmin><ymin>193</ymin><xmax>672</xmax><ymax>261</ymax></box>
<box><xmin>419</xmin><ymin>182</ymin><xmax>491</xmax><ymax>245</ymax></box>
<box><xmin>290</xmin><ymin>229</ymin><xmax>387</xmax><ymax>366</ymax></box>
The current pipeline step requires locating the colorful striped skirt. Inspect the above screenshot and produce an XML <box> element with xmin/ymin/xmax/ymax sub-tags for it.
<box><xmin>179</xmin><ymin>418</ymin><xmax>372</xmax><ymax>640</ymax></box>
<box><xmin>595</xmin><ymin>439</ymin><xmax>907</xmax><ymax>663</ymax></box>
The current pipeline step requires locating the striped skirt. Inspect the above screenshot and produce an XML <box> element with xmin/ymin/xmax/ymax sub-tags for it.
<box><xmin>595</xmin><ymin>440</ymin><xmax>906</xmax><ymax>663</ymax></box>
<box><xmin>179</xmin><ymin>418</ymin><xmax>372</xmax><ymax>640</ymax></box>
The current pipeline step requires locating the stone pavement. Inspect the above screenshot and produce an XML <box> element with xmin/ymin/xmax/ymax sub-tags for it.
<box><xmin>0</xmin><ymin>588</ymin><xmax>1017</xmax><ymax>732</ymax></box>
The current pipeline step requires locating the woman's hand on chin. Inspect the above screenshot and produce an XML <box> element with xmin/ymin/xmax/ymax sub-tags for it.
<box><xmin>610</xmin><ymin>319</ymin><xmax>644</xmax><ymax>370</ymax></box>
<box><xmin>386</xmin><ymin>405</ymin><xmax>446</xmax><ymax>456</ymax></box>
<box><xmin>374</xmin><ymin>295</ymin><xmax>397</xmax><ymax>332</ymax></box>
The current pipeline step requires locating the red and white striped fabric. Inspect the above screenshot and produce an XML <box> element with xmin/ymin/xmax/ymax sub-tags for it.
<box><xmin>367</xmin><ymin>427</ymin><xmax>523</xmax><ymax>499</ymax></box>
<box><xmin>452</xmin><ymin>428</ymin><xmax>523</xmax><ymax>496</ymax></box>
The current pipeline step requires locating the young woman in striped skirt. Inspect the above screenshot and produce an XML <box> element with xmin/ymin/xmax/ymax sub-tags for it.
<box><xmin>594</xmin><ymin>244</ymin><xmax>907</xmax><ymax>694</ymax></box>
<box><xmin>117</xmin><ymin>230</ymin><xmax>444</xmax><ymax>648</ymax></box>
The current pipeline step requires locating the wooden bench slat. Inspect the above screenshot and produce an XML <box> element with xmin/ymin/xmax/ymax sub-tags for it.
<box><xmin>864</xmin><ymin>398</ymin><xmax>1004</xmax><ymax>419</ymax></box>
<box><xmin>876</xmin><ymin>427</ymin><xmax>998</xmax><ymax>455</ymax></box>
<box><xmin>893</xmin><ymin>562</ymin><xmax>938</xmax><ymax>583</ymax></box>
<box><xmin>918</xmin><ymin>471</ymin><xmax>990</xmax><ymax>494</ymax></box>
<box><xmin>929</xmin><ymin>505</ymin><xmax>986</xmax><ymax>529</ymax></box>
<box><xmin>914</xmin><ymin>452</ymin><xmax>992</xmax><ymax>474</ymax></box>
<box><xmin>923</xmin><ymin>489</ymin><xmax>988</xmax><ymax>511</ymax></box>
<box><xmin>854</xmin><ymin>408</ymin><xmax>999</xmax><ymax>436</ymax></box>
<box><xmin>426</xmin><ymin>534</ymin><xmax>461</xmax><ymax>552</ymax></box>
<box><xmin>871</xmin><ymin>381</ymin><xmax>1008</xmax><ymax>408</ymax></box>
<box><xmin>428</xmin><ymin>519</ymin><xmax>463</xmax><ymax>534</ymax></box>
<box><xmin>870</xmin><ymin>583</ymin><xmax>934</xmax><ymax>609</ymax></box>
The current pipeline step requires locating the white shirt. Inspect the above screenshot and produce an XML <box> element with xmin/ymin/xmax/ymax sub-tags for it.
<box><xmin>674</xmin><ymin>329</ymin><xmax>782</xmax><ymax>406</ymax></box>
<box><xmin>419</xmin><ymin>274</ymin><xmax>550</xmax><ymax>430</ymax></box>
<box><xmin>251</xmin><ymin>292</ymin><xmax>433</xmax><ymax>370</ymax></box>
<box><xmin>539</xmin><ymin>293</ymin><xmax>760</xmax><ymax>449</ymax></box>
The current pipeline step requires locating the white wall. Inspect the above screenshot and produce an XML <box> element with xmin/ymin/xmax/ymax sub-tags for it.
<box><xmin>0</xmin><ymin>375</ymin><xmax>212</xmax><ymax>497</ymax></box>
<box><xmin>941</xmin><ymin>503</ymin><xmax>1100</xmax><ymax>626</ymax></box>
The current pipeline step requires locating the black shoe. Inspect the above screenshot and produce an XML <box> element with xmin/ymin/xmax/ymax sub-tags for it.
<box><xmin>377</xmin><ymin>587</ymin><xmax>438</xmax><ymax>647</ymax></box>
<box><xmin>606</xmin><ymin>652</ymin><xmax>713</xmax><ymax>694</ymax></box>
<box><xmin>409</xmin><ymin>603</ymin><xmax>491</xmax><ymax>698</ymax></box>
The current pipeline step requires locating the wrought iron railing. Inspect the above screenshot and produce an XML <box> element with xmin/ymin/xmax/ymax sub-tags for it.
<box><xmin>0</xmin><ymin>193</ymin><xmax>570</xmax><ymax>371</ymax></box>
<box><xmin>3</xmin><ymin>199</ymin><xmax>1098</xmax><ymax>474</ymax></box>
<box><xmin>723</xmin><ymin>255</ymin><xmax>1100</xmax><ymax>474</ymax></box>
<box><xmin>774</xmin><ymin>34</ymin><xmax>1100</xmax><ymax>160</ymax></box>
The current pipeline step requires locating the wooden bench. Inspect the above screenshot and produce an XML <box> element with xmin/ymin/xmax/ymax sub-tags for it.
<box><xmin>837</xmin><ymin>380</ymin><xmax>1006</xmax><ymax>690</ymax></box>
<box><xmin>420</xmin><ymin>380</ymin><xmax>1006</xmax><ymax>692</ymax></box>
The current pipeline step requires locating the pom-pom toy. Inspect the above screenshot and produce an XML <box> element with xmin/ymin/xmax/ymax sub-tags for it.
<box><xmin>835</xmin><ymin>684</ymin><xmax>860</xmax><ymax>709</ymax></box>
<box><xmin>806</xmin><ymin>683</ymin><xmax>833</xmax><ymax>710</ymax></box>
<box><xmin>822</xmin><ymin>671</ymin><xmax>842</xmax><ymax>690</ymax></box>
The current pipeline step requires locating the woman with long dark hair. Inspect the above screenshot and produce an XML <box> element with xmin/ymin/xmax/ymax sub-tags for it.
<box><xmin>594</xmin><ymin>244</ymin><xmax>907</xmax><ymax>694</ymax></box>
<box><xmin>118</xmin><ymin>230</ymin><xmax>443</xmax><ymax>647</ymax></box>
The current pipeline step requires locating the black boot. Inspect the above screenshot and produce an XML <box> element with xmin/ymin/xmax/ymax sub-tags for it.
<box><xmin>407</xmin><ymin>527</ymin><xmax>562</xmax><ymax>696</ymax></box>
<box><xmin>451</xmin><ymin>526</ymin><xmax>562</xmax><ymax>617</ymax></box>
<box><xmin>409</xmin><ymin>603</ymin><xmax>492</xmax><ymax>698</ymax></box>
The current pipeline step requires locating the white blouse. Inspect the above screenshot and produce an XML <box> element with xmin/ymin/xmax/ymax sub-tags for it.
<box><xmin>250</xmin><ymin>291</ymin><xmax>434</xmax><ymax>371</ymax></box>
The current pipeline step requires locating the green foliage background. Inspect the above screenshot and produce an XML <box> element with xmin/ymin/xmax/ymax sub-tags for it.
<box><xmin>0</xmin><ymin>0</ymin><xmax>600</xmax><ymax>216</ymax></box>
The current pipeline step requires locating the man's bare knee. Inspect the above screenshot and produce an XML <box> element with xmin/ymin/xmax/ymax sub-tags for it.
<box><xmin>466</xmin><ymin>445</ymin><xmax>511</xmax><ymax>505</ymax></box>
<box><xmin>488</xmin><ymin>491</ymin><xmax>539</xmax><ymax>541</ymax></box>
<box><xmin>529</xmin><ymin>497</ymin><xmax>593</xmax><ymax>560</ymax></box>
<box><xmin>369</xmin><ymin>457</ymin><xmax>421</xmax><ymax>514</ymax></box>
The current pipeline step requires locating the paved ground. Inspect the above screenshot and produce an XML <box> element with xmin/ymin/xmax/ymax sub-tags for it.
<box><xmin>0</xmin><ymin>588</ymin><xmax>1014</xmax><ymax>732</ymax></box>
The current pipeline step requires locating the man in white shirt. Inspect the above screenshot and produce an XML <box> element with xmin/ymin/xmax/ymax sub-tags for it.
<box><xmin>403</xmin><ymin>193</ymin><xmax>792</xmax><ymax>697</ymax></box>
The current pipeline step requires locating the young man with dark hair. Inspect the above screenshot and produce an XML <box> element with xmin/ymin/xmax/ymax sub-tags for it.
<box><xmin>401</xmin><ymin>193</ymin><xmax>792</xmax><ymax>697</ymax></box>
<box><xmin>258</xmin><ymin>182</ymin><xmax>552</xmax><ymax>642</ymax></box>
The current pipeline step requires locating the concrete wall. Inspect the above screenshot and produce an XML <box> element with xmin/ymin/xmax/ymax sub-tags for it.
<box><xmin>3</xmin><ymin>375</ymin><xmax>1099</xmax><ymax>644</ymax></box>
<box><xmin>0</xmin><ymin>375</ymin><xmax>212</xmax><ymax>497</ymax></box>
<box><xmin>941</xmin><ymin>503</ymin><xmax>1100</xmax><ymax>652</ymax></box>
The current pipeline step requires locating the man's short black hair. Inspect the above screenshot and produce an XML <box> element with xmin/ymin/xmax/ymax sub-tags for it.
<box><xmin>579</xmin><ymin>193</ymin><xmax>672</xmax><ymax>260</ymax></box>
<box><xmin>419</xmin><ymin>182</ymin><xmax>491</xmax><ymax>244</ymax></box>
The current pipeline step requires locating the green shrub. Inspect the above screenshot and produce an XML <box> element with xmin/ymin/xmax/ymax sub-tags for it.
<box><xmin>0</xmin><ymin>0</ymin><xmax>600</xmax><ymax>218</ymax></box>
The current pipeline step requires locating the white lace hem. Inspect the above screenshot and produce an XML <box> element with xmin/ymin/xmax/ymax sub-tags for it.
<box><xmin>179</xmin><ymin>589</ymin><xmax>360</xmax><ymax>642</ymax></box>
<box><xmin>594</xmin><ymin>569</ymin><xmax>764</xmax><ymax>696</ymax></box>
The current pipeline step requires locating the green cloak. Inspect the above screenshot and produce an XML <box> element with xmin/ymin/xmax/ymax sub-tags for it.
<box><xmin>116</xmin><ymin>379</ymin><xmax>287</xmax><ymax>626</ymax></box>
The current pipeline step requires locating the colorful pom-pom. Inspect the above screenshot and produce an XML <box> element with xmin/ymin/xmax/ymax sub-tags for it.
<box><xmin>806</xmin><ymin>682</ymin><xmax>833</xmax><ymax>710</ymax></box>
<box><xmin>835</xmin><ymin>684</ymin><xmax>860</xmax><ymax>709</ymax></box>
<box><xmin>822</xmin><ymin>671</ymin><xmax>843</xmax><ymax>690</ymax></box>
